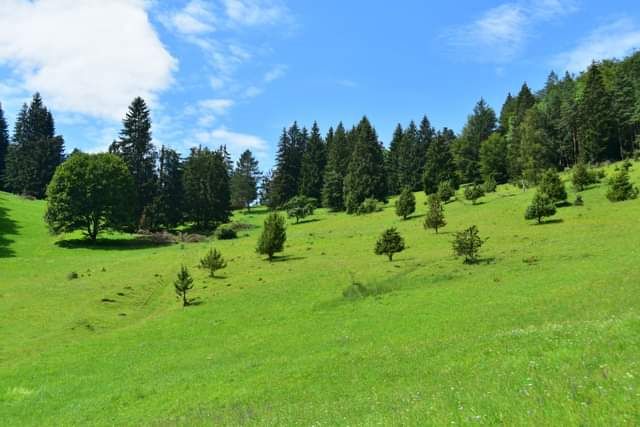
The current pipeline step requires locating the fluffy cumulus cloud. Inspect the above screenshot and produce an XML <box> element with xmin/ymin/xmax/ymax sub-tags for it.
<box><xmin>0</xmin><ymin>0</ymin><xmax>177</xmax><ymax>121</ymax></box>
<box><xmin>554</xmin><ymin>18</ymin><xmax>640</xmax><ymax>73</ymax></box>
<box><xmin>444</xmin><ymin>0</ymin><xmax>577</xmax><ymax>62</ymax></box>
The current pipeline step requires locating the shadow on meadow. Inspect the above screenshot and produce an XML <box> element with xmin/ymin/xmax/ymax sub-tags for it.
<box><xmin>55</xmin><ymin>237</ymin><xmax>174</xmax><ymax>251</ymax></box>
<box><xmin>0</xmin><ymin>199</ymin><xmax>19</xmax><ymax>258</ymax></box>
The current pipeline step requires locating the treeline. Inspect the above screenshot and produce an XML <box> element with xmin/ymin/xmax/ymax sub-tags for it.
<box><xmin>0</xmin><ymin>95</ymin><xmax>262</xmax><ymax>238</ymax></box>
<box><xmin>263</xmin><ymin>52</ymin><xmax>640</xmax><ymax>212</ymax></box>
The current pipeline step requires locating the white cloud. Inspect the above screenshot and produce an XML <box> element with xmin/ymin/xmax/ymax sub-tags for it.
<box><xmin>243</xmin><ymin>86</ymin><xmax>263</xmax><ymax>98</ymax></box>
<box><xmin>160</xmin><ymin>0</ymin><xmax>216</xmax><ymax>35</ymax></box>
<box><xmin>0</xmin><ymin>0</ymin><xmax>177</xmax><ymax>121</ymax></box>
<box><xmin>444</xmin><ymin>0</ymin><xmax>577</xmax><ymax>62</ymax></box>
<box><xmin>337</xmin><ymin>79</ymin><xmax>358</xmax><ymax>88</ymax></box>
<box><xmin>195</xmin><ymin>127</ymin><xmax>268</xmax><ymax>158</ymax></box>
<box><xmin>198</xmin><ymin>98</ymin><xmax>235</xmax><ymax>113</ymax></box>
<box><xmin>222</xmin><ymin>0</ymin><xmax>289</xmax><ymax>27</ymax></box>
<box><xmin>553</xmin><ymin>18</ymin><xmax>640</xmax><ymax>72</ymax></box>
<box><xmin>264</xmin><ymin>64</ymin><xmax>287</xmax><ymax>82</ymax></box>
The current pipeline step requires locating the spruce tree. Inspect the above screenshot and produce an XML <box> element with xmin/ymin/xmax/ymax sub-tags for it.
<box><xmin>538</xmin><ymin>169</ymin><xmax>567</xmax><ymax>204</ymax></box>
<box><xmin>423</xmin><ymin>128</ymin><xmax>456</xmax><ymax>195</ymax></box>
<box><xmin>299</xmin><ymin>122</ymin><xmax>326</xmax><ymax>201</ymax></box>
<box><xmin>479</xmin><ymin>133</ymin><xmax>508</xmax><ymax>184</ymax></box>
<box><xmin>146</xmin><ymin>146</ymin><xmax>183</xmax><ymax>229</ymax></box>
<box><xmin>256</xmin><ymin>212</ymin><xmax>287</xmax><ymax>261</ymax></box>
<box><xmin>498</xmin><ymin>93</ymin><xmax>516</xmax><ymax>134</ymax></box>
<box><xmin>0</xmin><ymin>103</ymin><xmax>8</xmax><ymax>189</ymax></box>
<box><xmin>453</xmin><ymin>99</ymin><xmax>497</xmax><ymax>183</ymax></box>
<box><xmin>416</xmin><ymin>116</ymin><xmax>434</xmax><ymax>187</ymax></box>
<box><xmin>386</xmin><ymin>123</ymin><xmax>404</xmax><ymax>195</ymax></box>
<box><xmin>344</xmin><ymin>117</ymin><xmax>387</xmax><ymax>213</ymax></box>
<box><xmin>374</xmin><ymin>227</ymin><xmax>405</xmax><ymax>261</ymax></box>
<box><xmin>4</xmin><ymin>94</ymin><xmax>64</xmax><ymax>198</ymax></box>
<box><xmin>571</xmin><ymin>162</ymin><xmax>595</xmax><ymax>192</ymax></box>
<box><xmin>271</xmin><ymin>122</ymin><xmax>306</xmax><ymax>207</ymax></box>
<box><xmin>182</xmin><ymin>146</ymin><xmax>231</xmax><ymax>229</ymax></box>
<box><xmin>110</xmin><ymin>97</ymin><xmax>157</xmax><ymax>223</ymax></box>
<box><xmin>424</xmin><ymin>194</ymin><xmax>446</xmax><ymax>233</ymax></box>
<box><xmin>579</xmin><ymin>63</ymin><xmax>616</xmax><ymax>163</ymax></box>
<box><xmin>606</xmin><ymin>169</ymin><xmax>639</xmax><ymax>202</ymax></box>
<box><xmin>230</xmin><ymin>149</ymin><xmax>261</xmax><ymax>211</ymax></box>
<box><xmin>525</xmin><ymin>192</ymin><xmax>557</xmax><ymax>224</ymax></box>
<box><xmin>452</xmin><ymin>225</ymin><xmax>484</xmax><ymax>264</ymax></box>
<box><xmin>514</xmin><ymin>83</ymin><xmax>536</xmax><ymax>126</ymax></box>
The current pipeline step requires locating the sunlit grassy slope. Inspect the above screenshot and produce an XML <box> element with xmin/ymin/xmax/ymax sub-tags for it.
<box><xmin>1</xmin><ymin>163</ymin><xmax>640</xmax><ymax>425</ymax></box>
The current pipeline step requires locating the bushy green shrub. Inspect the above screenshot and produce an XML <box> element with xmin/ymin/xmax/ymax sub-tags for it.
<box><xmin>256</xmin><ymin>212</ymin><xmax>287</xmax><ymax>261</ymax></box>
<box><xmin>483</xmin><ymin>176</ymin><xmax>497</xmax><ymax>193</ymax></box>
<box><xmin>525</xmin><ymin>192</ymin><xmax>557</xmax><ymax>224</ymax></box>
<box><xmin>424</xmin><ymin>195</ymin><xmax>446</xmax><ymax>233</ymax></box>
<box><xmin>464</xmin><ymin>184</ymin><xmax>485</xmax><ymax>205</ymax></box>
<box><xmin>285</xmin><ymin>196</ymin><xmax>316</xmax><ymax>223</ymax></box>
<box><xmin>606</xmin><ymin>170</ymin><xmax>639</xmax><ymax>202</ymax></box>
<box><xmin>452</xmin><ymin>225</ymin><xmax>485</xmax><ymax>264</ymax></box>
<box><xmin>538</xmin><ymin>169</ymin><xmax>567</xmax><ymax>204</ymax></box>
<box><xmin>374</xmin><ymin>227</ymin><xmax>405</xmax><ymax>261</ymax></box>
<box><xmin>395</xmin><ymin>187</ymin><xmax>416</xmax><ymax>220</ymax></box>
<box><xmin>357</xmin><ymin>198</ymin><xmax>382</xmax><ymax>215</ymax></box>
<box><xmin>571</xmin><ymin>163</ymin><xmax>597</xmax><ymax>192</ymax></box>
<box><xmin>437</xmin><ymin>181</ymin><xmax>455</xmax><ymax>203</ymax></box>
<box><xmin>215</xmin><ymin>225</ymin><xmax>237</xmax><ymax>240</ymax></box>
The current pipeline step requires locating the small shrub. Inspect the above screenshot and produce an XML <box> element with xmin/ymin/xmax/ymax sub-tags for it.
<box><xmin>437</xmin><ymin>180</ymin><xmax>455</xmax><ymax>203</ymax></box>
<box><xmin>200</xmin><ymin>248</ymin><xmax>227</xmax><ymax>278</ymax></box>
<box><xmin>215</xmin><ymin>225</ymin><xmax>237</xmax><ymax>240</ymax></box>
<box><xmin>483</xmin><ymin>176</ymin><xmax>497</xmax><ymax>193</ymax></box>
<box><xmin>395</xmin><ymin>187</ymin><xmax>416</xmax><ymax>220</ymax></box>
<box><xmin>464</xmin><ymin>184</ymin><xmax>485</xmax><ymax>205</ymax></box>
<box><xmin>606</xmin><ymin>170</ymin><xmax>639</xmax><ymax>202</ymax></box>
<box><xmin>285</xmin><ymin>196</ymin><xmax>316</xmax><ymax>224</ymax></box>
<box><xmin>374</xmin><ymin>227</ymin><xmax>405</xmax><ymax>261</ymax></box>
<box><xmin>525</xmin><ymin>192</ymin><xmax>557</xmax><ymax>224</ymax></box>
<box><xmin>357</xmin><ymin>198</ymin><xmax>382</xmax><ymax>215</ymax></box>
<box><xmin>424</xmin><ymin>194</ymin><xmax>446</xmax><ymax>233</ymax></box>
<box><xmin>174</xmin><ymin>265</ymin><xmax>194</xmax><ymax>307</ymax></box>
<box><xmin>67</xmin><ymin>271</ymin><xmax>79</xmax><ymax>280</ymax></box>
<box><xmin>571</xmin><ymin>162</ymin><xmax>596</xmax><ymax>192</ymax></box>
<box><xmin>574</xmin><ymin>195</ymin><xmax>584</xmax><ymax>206</ymax></box>
<box><xmin>256</xmin><ymin>212</ymin><xmax>287</xmax><ymax>261</ymax></box>
<box><xmin>452</xmin><ymin>225</ymin><xmax>485</xmax><ymax>264</ymax></box>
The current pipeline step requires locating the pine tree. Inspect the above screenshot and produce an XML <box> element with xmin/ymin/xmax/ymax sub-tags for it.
<box><xmin>612</xmin><ymin>69</ymin><xmax>636</xmax><ymax>159</ymax></box>
<box><xmin>579</xmin><ymin>63</ymin><xmax>616</xmax><ymax>163</ymax></box>
<box><xmin>146</xmin><ymin>146</ymin><xmax>183</xmax><ymax>229</ymax></box>
<box><xmin>424</xmin><ymin>195</ymin><xmax>446</xmax><ymax>233</ymax></box>
<box><xmin>423</xmin><ymin>128</ymin><xmax>456</xmax><ymax>195</ymax></box>
<box><xmin>606</xmin><ymin>169</ymin><xmax>639</xmax><ymax>202</ymax></box>
<box><xmin>174</xmin><ymin>265</ymin><xmax>194</xmax><ymax>307</ymax></box>
<box><xmin>0</xmin><ymin>102</ymin><xmax>8</xmax><ymax>189</ymax></box>
<box><xmin>499</xmin><ymin>93</ymin><xmax>517</xmax><ymax>134</ymax></box>
<box><xmin>182</xmin><ymin>146</ymin><xmax>231</xmax><ymax>229</ymax></box>
<box><xmin>525</xmin><ymin>192</ymin><xmax>557</xmax><ymax>224</ymax></box>
<box><xmin>452</xmin><ymin>225</ymin><xmax>484</xmax><ymax>264</ymax></box>
<box><xmin>200</xmin><ymin>248</ymin><xmax>227</xmax><ymax>278</ymax></box>
<box><xmin>416</xmin><ymin>116</ymin><xmax>434</xmax><ymax>187</ymax></box>
<box><xmin>386</xmin><ymin>123</ymin><xmax>404</xmax><ymax>194</ymax></box>
<box><xmin>514</xmin><ymin>83</ymin><xmax>536</xmax><ymax>126</ymax></box>
<box><xmin>110</xmin><ymin>97</ymin><xmax>157</xmax><ymax>223</ymax></box>
<box><xmin>344</xmin><ymin>117</ymin><xmax>387</xmax><ymax>213</ymax></box>
<box><xmin>374</xmin><ymin>227</ymin><xmax>405</xmax><ymax>261</ymax></box>
<box><xmin>271</xmin><ymin>123</ymin><xmax>306</xmax><ymax>207</ymax></box>
<box><xmin>571</xmin><ymin>162</ymin><xmax>595</xmax><ymax>192</ymax></box>
<box><xmin>299</xmin><ymin>122</ymin><xmax>326</xmax><ymax>201</ymax></box>
<box><xmin>4</xmin><ymin>94</ymin><xmax>64</xmax><ymax>198</ymax></box>
<box><xmin>454</xmin><ymin>99</ymin><xmax>497</xmax><ymax>183</ymax></box>
<box><xmin>519</xmin><ymin>107</ymin><xmax>556</xmax><ymax>183</ymax></box>
<box><xmin>230</xmin><ymin>149</ymin><xmax>261</xmax><ymax>211</ymax></box>
<box><xmin>395</xmin><ymin>187</ymin><xmax>416</xmax><ymax>220</ymax></box>
<box><xmin>538</xmin><ymin>169</ymin><xmax>567</xmax><ymax>204</ymax></box>
<box><xmin>256</xmin><ymin>212</ymin><xmax>287</xmax><ymax>261</ymax></box>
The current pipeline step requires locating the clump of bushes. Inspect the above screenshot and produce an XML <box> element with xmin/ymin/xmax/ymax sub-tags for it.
<box><xmin>464</xmin><ymin>184</ymin><xmax>485</xmax><ymax>205</ymax></box>
<box><xmin>437</xmin><ymin>181</ymin><xmax>456</xmax><ymax>203</ymax></box>
<box><xmin>356</xmin><ymin>198</ymin><xmax>382</xmax><ymax>215</ymax></box>
<box><xmin>395</xmin><ymin>187</ymin><xmax>416</xmax><ymax>220</ymax></box>
<box><xmin>215</xmin><ymin>225</ymin><xmax>237</xmax><ymax>240</ymax></box>
<box><xmin>606</xmin><ymin>170</ymin><xmax>639</xmax><ymax>202</ymax></box>
<box><xmin>374</xmin><ymin>227</ymin><xmax>405</xmax><ymax>261</ymax></box>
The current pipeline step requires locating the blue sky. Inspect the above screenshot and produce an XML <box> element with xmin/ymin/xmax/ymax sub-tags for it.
<box><xmin>0</xmin><ymin>0</ymin><xmax>639</xmax><ymax>170</ymax></box>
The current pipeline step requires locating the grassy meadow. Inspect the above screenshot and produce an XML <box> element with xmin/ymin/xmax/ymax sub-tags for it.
<box><xmin>1</xmin><ymin>163</ymin><xmax>640</xmax><ymax>425</ymax></box>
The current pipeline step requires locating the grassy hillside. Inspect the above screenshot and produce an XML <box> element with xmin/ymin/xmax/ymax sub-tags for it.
<box><xmin>1</xmin><ymin>163</ymin><xmax>640</xmax><ymax>425</ymax></box>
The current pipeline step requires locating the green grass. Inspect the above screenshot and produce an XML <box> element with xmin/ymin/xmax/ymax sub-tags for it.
<box><xmin>1</xmin><ymin>163</ymin><xmax>640</xmax><ymax>425</ymax></box>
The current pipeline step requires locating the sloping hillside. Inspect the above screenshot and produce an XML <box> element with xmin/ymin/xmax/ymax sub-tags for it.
<box><xmin>1</xmin><ymin>164</ymin><xmax>640</xmax><ymax>425</ymax></box>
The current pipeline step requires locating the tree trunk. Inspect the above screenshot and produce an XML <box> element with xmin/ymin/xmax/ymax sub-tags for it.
<box><xmin>388</xmin><ymin>254</ymin><xmax>393</xmax><ymax>261</ymax></box>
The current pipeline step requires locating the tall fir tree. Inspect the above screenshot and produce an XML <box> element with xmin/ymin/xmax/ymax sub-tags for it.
<box><xmin>423</xmin><ymin>128</ymin><xmax>457</xmax><ymax>194</ymax></box>
<box><xmin>271</xmin><ymin>122</ymin><xmax>306</xmax><ymax>207</ymax></box>
<box><xmin>0</xmin><ymin>102</ymin><xmax>8</xmax><ymax>189</ymax></box>
<box><xmin>499</xmin><ymin>93</ymin><xmax>517</xmax><ymax>134</ymax></box>
<box><xmin>453</xmin><ymin>99</ymin><xmax>497</xmax><ymax>183</ymax></box>
<box><xmin>322</xmin><ymin>123</ymin><xmax>350</xmax><ymax>210</ymax></box>
<box><xmin>514</xmin><ymin>83</ymin><xmax>536</xmax><ymax>126</ymax></box>
<box><xmin>4</xmin><ymin>93</ymin><xmax>64</xmax><ymax>198</ymax></box>
<box><xmin>479</xmin><ymin>133</ymin><xmax>509</xmax><ymax>184</ymax></box>
<box><xmin>579</xmin><ymin>63</ymin><xmax>616</xmax><ymax>163</ymax></box>
<box><xmin>611</xmin><ymin>68</ymin><xmax>636</xmax><ymax>159</ymax></box>
<box><xmin>343</xmin><ymin>117</ymin><xmax>387</xmax><ymax>213</ymax></box>
<box><xmin>386</xmin><ymin>123</ymin><xmax>404</xmax><ymax>195</ymax></box>
<box><xmin>145</xmin><ymin>146</ymin><xmax>183</xmax><ymax>229</ymax></box>
<box><xmin>416</xmin><ymin>115</ymin><xmax>435</xmax><ymax>189</ymax></box>
<box><xmin>230</xmin><ymin>149</ymin><xmax>261</xmax><ymax>211</ymax></box>
<box><xmin>109</xmin><ymin>97</ymin><xmax>157</xmax><ymax>224</ymax></box>
<box><xmin>299</xmin><ymin>122</ymin><xmax>326</xmax><ymax>201</ymax></box>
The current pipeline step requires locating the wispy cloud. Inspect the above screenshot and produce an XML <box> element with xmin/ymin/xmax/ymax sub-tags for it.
<box><xmin>195</xmin><ymin>127</ymin><xmax>269</xmax><ymax>159</ymax></box>
<box><xmin>553</xmin><ymin>18</ymin><xmax>640</xmax><ymax>72</ymax></box>
<box><xmin>222</xmin><ymin>0</ymin><xmax>290</xmax><ymax>27</ymax></box>
<box><xmin>159</xmin><ymin>0</ymin><xmax>216</xmax><ymax>35</ymax></box>
<box><xmin>0</xmin><ymin>0</ymin><xmax>176</xmax><ymax>121</ymax></box>
<box><xmin>264</xmin><ymin>64</ymin><xmax>287</xmax><ymax>82</ymax></box>
<box><xmin>444</xmin><ymin>0</ymin><xmax>578</xmax><ymax>63</ymax></box>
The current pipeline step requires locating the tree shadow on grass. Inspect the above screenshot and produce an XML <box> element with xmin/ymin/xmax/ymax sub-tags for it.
<box><xmin>56</xmin><ymin>237</ymin><xmax>174</xmax><ymax>251</ymax></box>
<box><xmin>268</xmin><ymin>255</ymin><xmax>306</xmax><ymax>263</ymax></box>
<box><xmin>293</xmin><ymin>218</ymin><xmax>322</xmax><ymax>225</ymax></box>
<box><xmin>531</xmin><ymin>218</ymin><xmax>564</xmax><ymax>226</ymax></box>
<box><xmin>0</xmin><ymin>199</ymin><xmax>19</xmax><ymax>258</ymax></box>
